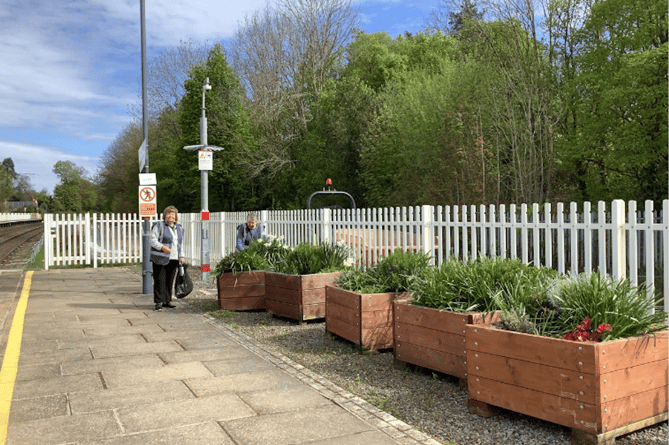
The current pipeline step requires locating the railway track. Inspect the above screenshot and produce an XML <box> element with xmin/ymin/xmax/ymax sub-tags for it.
<box><xmin>0</xmin><ymin>221</ymin><xmax>43</xmax><ymax>268</ymax></box>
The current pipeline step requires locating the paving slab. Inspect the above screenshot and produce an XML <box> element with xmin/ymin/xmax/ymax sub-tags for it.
<box><xmin>90</xmin><ymin>340</ymin><xmax>183</xmax><ymax>359</ymax></box>
<box><xmin>7</xmin><ymin>411</ymin><xmax>121</xmax><ymax>445</ymax></box>
<box><xmin>223</xmin><ymin>404</ymin><xmax>373</xmax><ymax>445</ymax></box>
<box><xmin>61</xmin><ymin>354</ymin><xmax>165</xmax><ymax>376</ymax></box>
<box><xmin>12</xmin><ymin>373</ymin><xmax>103</xmax><ymax>399</ymax></box>
<box><xmin>15</xmin><ymin>363</ymin><xmax>61</xmax><ymax>382</ymax></box>
<box><xmin>184</xmin><ymin>369</ymin><xmax>308</xmax><ymax>397</ymax></box>
<box><xmin>88</xmin><ymin>422</ymin><xmax>235</xmax><ymax>445</ymax></box>
<box><xmin>237</xmin><ymin>386</ymin><xmax>333</xmax><ymax>415</ymax></box>
<box><xmin>102</xmin><ymin>361</ymin><xmax>214</xmax><ymax>388</ymax></box>
<box><xmin>69</xmin><ymin>380</ymin><xmax>195</xmax><ymax>414</ymax></box>
<box><xmin>116</xmin><ymin>393</ymin><xmax>256</xmax><ymax>433</ymax></box>
<box><xmin>8</xmin><ymin>394</ymin><xmax>68</xmax><ymax>423</ymax></box>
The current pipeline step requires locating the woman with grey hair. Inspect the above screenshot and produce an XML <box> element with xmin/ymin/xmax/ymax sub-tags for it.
<box><xmin>150</xmin><ymin>205</ymin><xmax>185</xmax><ymax>311</ymax></box>
<box><xmin>236</xmin><ymin>212</ymin><xmax>263</xmax><ymax>252</ymax></box>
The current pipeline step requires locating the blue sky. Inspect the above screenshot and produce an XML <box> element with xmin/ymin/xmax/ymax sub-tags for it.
<box><xmin>0</xmin><ymin>0</ymin><xmax>443</xmax><ymax>194</ymax></box>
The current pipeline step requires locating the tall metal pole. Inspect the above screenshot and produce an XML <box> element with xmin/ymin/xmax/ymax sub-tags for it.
<box><xmin>200</xmin><ymin>78</ymin><xmax>210</xmax><ymax>281</ymax></box>
<box><xmin>140</xmin><ymin>0</ymin><xmax>152</xmax><ymax>294</ymax></box>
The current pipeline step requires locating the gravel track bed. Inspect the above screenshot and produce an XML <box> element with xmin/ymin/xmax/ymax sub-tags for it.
<box><xmin>146</xmin><ymin>269</ymin><xmax>668</xmax><ymax>445</ymax></box>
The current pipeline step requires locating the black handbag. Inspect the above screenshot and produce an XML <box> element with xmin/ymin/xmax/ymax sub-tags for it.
<box><xmin>175</xmin><ymin>264</ymin><xmax>194</xmax><ymax>299</ymax></box>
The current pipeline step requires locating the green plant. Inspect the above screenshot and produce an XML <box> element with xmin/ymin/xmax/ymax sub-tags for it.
<box><xmin>337</xmin><ymin>249</ymin><xmax>433</xmax><ymax>293</ymax></box>
<box><xmin>496</xmin><ymin>272</ymin><xmax>667</xmax><ymax>341</ymax></box>
<box><xmin>275</xmin><ymin>241</ymin><xmax>349</xmax><ymax>275</ymax></box>
<box><xmin>411</xmin><ymin>257</ymin><xmax>556</xmax><ymax>314</ymax></box>
<box><xmin>211</xmin><ymin>248</ymin><xmax>269</xmax><ymax>277</ymax></box>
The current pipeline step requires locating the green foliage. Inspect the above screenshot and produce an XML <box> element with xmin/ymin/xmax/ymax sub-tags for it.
<box><xmin>560</xmin><ymin>0</ymin><xmax>668</xmax><ymax>204</ymax></box>
<box><xmin>337</xmin><ymin>249</ymin><xmax>433</xmax><ymax>293</ymax></box>
<box><xmin>275</xmin><ymin>242</ymin><xmax>349</xmax><ymax>275</ymax></box>
<box><xmin>495</xmin><ymin>272</ymin><xmax>667</xmax><ymax>341</ymax></box>
<box><xmin>211</xmin><ymin>237</ymin><xmax>290</xmax><ymax>276</ymax></box>
<box><xmin>411</xmin><ymin>257</ymin><xmax>557</xmax><ymax>314</ymax></box>
<box><xmin>51</xmin><ymin>161</ymin><xmax>98</xmax><ymax>213</ymax></box>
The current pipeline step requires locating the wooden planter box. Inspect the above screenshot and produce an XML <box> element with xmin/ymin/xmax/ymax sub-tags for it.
<box><xmin>325</xmin><ymin>286</ymin><xmax>410</xmax><ymax>352</ymax></box>
<box><xmin>393</xmin><ymin>299</ymin><xmax>499</xmax><ymax>380</ymax></box>
<box><xmin>217</xmin><ymin>271</ymin><xmax>265</xmax><ymax>311</ymax></box>
<box><xmin>466</xmin><ymin>325</ymin><xmax>668</xmax><ymax>444</ymax></box>
<box><xmin>265</xmin><ymin>271</ymin><xmax>340</xmax><ymax>322</ymax></box>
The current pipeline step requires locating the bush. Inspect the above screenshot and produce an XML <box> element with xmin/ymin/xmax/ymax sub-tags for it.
<box><xmin>337</xmin><ymin>249</ymin><xmax>433</xmax><ymax>294</ymax></box>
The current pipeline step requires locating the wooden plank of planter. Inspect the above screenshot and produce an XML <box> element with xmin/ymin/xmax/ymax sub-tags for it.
<box><xmin>266</xmin><ymin>299</ymin><xmax>301</xmax><ymax>321</ymax></box>
<box><xmin>468</xmin><ymin>350</ymin><xmax>595</xmax><ymax>403</ymax></box>
<box><xmin>218</xmin><ymin>271</ymin><xmax>265</xmax><ymax>287</ymax></box>
<box><xmin>326</xmin><ymin>315</ymin><xmax>360</xmax><ymax>344</ymax></box>
<box><xmin>219</xmin><ymin>295</ymin><xmax>264</xmax><ymax>311</ymax></box>
<box><xmin>302</xmin><ymin>303</ymin><xmax>325</xmax><ymax>320</ymax></box>
<box><xmin>602</xmin><ymin>385</ymin><xmax>668</xmax><ymax>433</ymax></box>
<box><xmin>361</xmin><ymin>323</ymin><xmax>393</xmax><ymax>350</ymax></box>
<box><xmin>469</xmin><ymin>375</ymin><xmax>599</xmax><ymax>432</ymax></box>
<box><xmin>394</xmin><ymin>340</ymin><xmax>467</xmax><ymax>377</ymax></box>
<box><xmin>467</xmin><ymin>324</ymin><xmax>596</xmax><ymax>372</ymax></box>
<box><xmin>395</xmin><ymin>322</ymin><xmax>467</xmax><ymax>357</ymax></box>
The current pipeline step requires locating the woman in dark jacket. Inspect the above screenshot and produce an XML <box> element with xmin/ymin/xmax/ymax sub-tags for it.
<box><xmin>150</xmin><ymin>205</ymin><xmax>185</xmax><ymax>311</ymax></box>
<box><xmin>236</xmin><ymin>212</ymin><xmax>263</xmax><ymax>252</ymax></box>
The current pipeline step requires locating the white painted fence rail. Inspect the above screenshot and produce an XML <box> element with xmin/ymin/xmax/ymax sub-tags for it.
<box><xmin>43</xmin><ymin>200</ymin><xmax>669</xmax><ymax>311</ymax></box>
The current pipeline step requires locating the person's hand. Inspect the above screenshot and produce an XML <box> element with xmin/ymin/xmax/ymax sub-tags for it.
<box><xmin>162</xmin><ymin>246</ymin><xmax>171</xmax><ymax>254</ymax></box>
<box><xmin>179</xmin><ymin>257</ymin><xmax>185</xmax><ymax>265</ymax></box>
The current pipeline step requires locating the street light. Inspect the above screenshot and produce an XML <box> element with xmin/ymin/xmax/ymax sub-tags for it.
<box><xmin>183</xmin><ymin>77</ymin><xmax>223</xmax><ymax>281</ymax></box>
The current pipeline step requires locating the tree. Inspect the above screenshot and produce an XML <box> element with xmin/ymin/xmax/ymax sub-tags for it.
<box><xmin>229</xmin><ymin>0</ymin><xmax>359</xmax><ymax>179</ymax></box>
<box><xmin>96</xmin><ymin>122</ymin><xmax>143</xmax><ymax>213</ymax></box>
<box><xmin>426</xmin><ymin>0</ymin><xmax>485</xmax><ymax>35</ymax></box>
<box><xmin>176</xmin><ymin>44</ymin><xmax>257</xmax><ymax>212</ymax></box>
<box><xmin>51</xmin><ymin>161</ymin><xmax>97</xmax><ymax>213</ymax></box>
<box><xmin>563</xmin><ymin>0</ymin><xmax>668</xmax><ymax>203</ymax></box>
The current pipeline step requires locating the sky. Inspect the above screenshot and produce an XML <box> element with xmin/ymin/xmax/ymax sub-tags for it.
<box><xmin>0</xmin><ymin>0</ymin><xmax>444</xmax><ymax>195</ymax></box>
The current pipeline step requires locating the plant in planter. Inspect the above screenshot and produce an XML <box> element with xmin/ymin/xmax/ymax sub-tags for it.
<box><xmin>468</xmin><ymin>272</ymin><xmax>668</xmax><ymax>444</ymax></box>
<box><xmin>265</xmin><ymin>241</ymin><xmax>350</xmax><ymax>322</ymax></box>
<box><xmin>212</xmin><ymin>237</ymin><xmax>289</xmax><ymax>311</ymax></box>
<box><xmin>393</xmin><ymin>257</ymin><xmax>556</xmax><ymax>379</ymax></box>
<box><xmin>326</xmin><ymin>249</ymin><xmax>431</xmax><ymax>352</ymax></box>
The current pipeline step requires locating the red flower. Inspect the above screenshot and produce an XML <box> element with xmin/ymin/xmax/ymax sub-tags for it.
<box><xmin>576</xmin><ymin>316</ymin><xmax>592</xmax><ymax>331</ymax></box>
<box><xmin>595</xmin><ymin>323</ymin><xmax>612</xmax><ymax>334</ymax></box>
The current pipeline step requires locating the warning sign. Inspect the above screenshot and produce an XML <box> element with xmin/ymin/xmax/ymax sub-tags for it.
<box><xmin>139</xmin><ymin>186</ymin><xmax>157</xmax><ymax>217</ymax></box>
<box><xmin>198</xmin><ymin>150</ymin><xmax>213</xmax><ymax>171</ymax></box>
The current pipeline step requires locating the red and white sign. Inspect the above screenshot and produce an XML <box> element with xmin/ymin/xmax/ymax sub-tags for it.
<box><xmin>139</xmin><ymin>185</ymin><xmax>157</xmax><ymax>217</ymax></box>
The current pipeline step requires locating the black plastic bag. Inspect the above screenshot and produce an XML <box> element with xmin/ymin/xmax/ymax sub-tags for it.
<box><xmin>175</xmin><ymin>264</ymin><xmax>193</xmax><ymax>299</ymax></box>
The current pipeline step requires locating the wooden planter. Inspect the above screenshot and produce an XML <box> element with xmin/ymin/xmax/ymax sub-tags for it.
<box><xmin>466</xmin><ymin>325</ymin><xmax>668</xmax><ymax>444</ymax></box>
<box><xmin>265</xmin><ymin>271</ymin><xmax>340</xmax><ymax>322</ymax></box>
<box><xmin>325</xmin><ymin>287</ymin><xmax>410</xmax><ymax>352</ymax></box>
<box><xmin>393</xmin><ymin>299</ymin><xmax>499</xmax><ymax>380</ymax></box>
<box><xmin>217</xmin><ymin>271</ymin><xmax>265</xmax><ymax>311</ymax></box>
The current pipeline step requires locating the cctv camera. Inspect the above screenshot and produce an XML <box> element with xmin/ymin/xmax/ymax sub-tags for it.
<box><xmin>204</xmin><ymin>84</ymin><xmax>212</xmax><ymax>91</ymax></box>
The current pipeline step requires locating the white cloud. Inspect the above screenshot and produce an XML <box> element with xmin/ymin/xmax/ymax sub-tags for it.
<box><xmin>0</xmin><ymin>140</ymin><xmax>100</xmax><ymax>195</ymax></box>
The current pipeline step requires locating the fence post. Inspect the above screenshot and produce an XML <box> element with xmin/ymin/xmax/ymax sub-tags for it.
<box><xmin>219</xmin><ymin>212</ymin><xmax>226</xmax><ymax>257</ymax></box>
<box><xmin>422</xmin><ymin>205</ymin><xmax>434</xmax><ymax>265</ymax></box>
<box><xmin>44</xmin><ymin>213</ymin><xmax>51</xmax><ymax>270</ymax></box>
<box><xmin>611</xmin><ymin>199</ymin><xmax>626</xmax><ymax>281</ymax></box>
<box><xmin>322</xmin><ymin>208</ymin><xmax>332</xmax><ymax>244</ymax></box>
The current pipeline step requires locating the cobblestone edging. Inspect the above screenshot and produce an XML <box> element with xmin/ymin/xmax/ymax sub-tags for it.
<box><xmin>183</xmin><ymin>308</ymin><xmax>442</xmax><ymax>445</ymax></box>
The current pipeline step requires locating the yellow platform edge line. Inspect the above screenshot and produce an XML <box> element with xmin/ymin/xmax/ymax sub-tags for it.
<box><xmin>0</xmin><ymin>271</ymin><xmax>33</xmax><ymax>444</ymax></box>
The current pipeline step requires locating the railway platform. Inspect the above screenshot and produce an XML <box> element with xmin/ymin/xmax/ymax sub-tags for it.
<box><xmin>0</xmin><ymin>268</ymin><xmax>440</xmax><ymax>445</ymax></box>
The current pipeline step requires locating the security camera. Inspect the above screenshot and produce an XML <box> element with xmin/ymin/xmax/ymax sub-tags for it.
<box><xmin>204</xmin><ymin>84</ymin><xmax>212</xmax><ymax>92</ymax></box>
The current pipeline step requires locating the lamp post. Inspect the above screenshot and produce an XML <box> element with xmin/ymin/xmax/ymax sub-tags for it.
<box><xmin>183</xmin><ymin>77</ymin><xmax>223</xmax><ymax>281</ymax></box>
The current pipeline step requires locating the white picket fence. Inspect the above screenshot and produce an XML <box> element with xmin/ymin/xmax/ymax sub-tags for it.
<box><xmin>43</xmin><ymin>200</ymin><xmax>669</xmax><ymax>311</ymax></box>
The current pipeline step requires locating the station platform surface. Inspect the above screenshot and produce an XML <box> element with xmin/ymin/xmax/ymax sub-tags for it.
<box><xmin>1</xmin><ymin>268</ymin><xmax>441</xmax><ymax>445</ymax></box>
